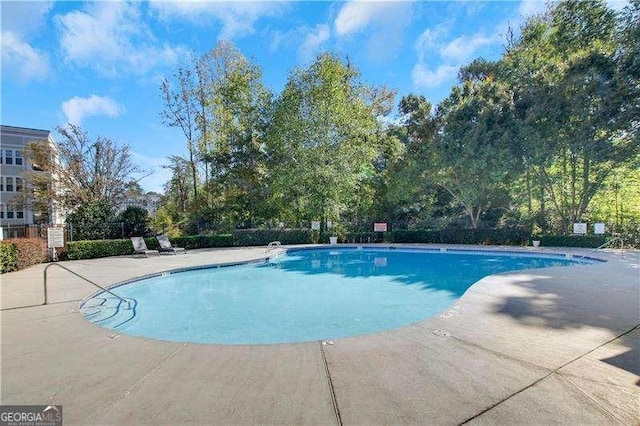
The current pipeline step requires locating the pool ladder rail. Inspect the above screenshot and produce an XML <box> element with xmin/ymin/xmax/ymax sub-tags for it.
<box><xmin>43</xmin><ymin>263</ymin><xmax>131</xmax><ymax>308</ymax></box>
<box><xmin>574</xmin><ymin>237</ymin><xmax>625</xmax><ymax>261</ymax></box>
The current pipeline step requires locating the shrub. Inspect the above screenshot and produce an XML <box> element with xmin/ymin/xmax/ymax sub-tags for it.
<box><xmin>1</xmin><ymin>242</ymin><xmax>18</xmax><ymax>273</ymax></box>
<box><xmin>118</xmin><ymin>206</ymin><xmax>151</xmax><ymax>237</ymax></box>
<box><xmin>534</xmin><ymin>234</ymin><xmax>606</xmax><ymax>248</ymax></box>
<box><xmin>233</xmin><ymin>229</ymin><xmax>313</xmax><ymax>246</ymax></box>
<box><xmin>1</xmin><ymin>238</ymin><xmax>48</xmax><ymax>272</ymax></box>
<box><xmin>389</xmin><ymin>228</ymin><xmax>530</xmax><ymax>245</ymax></box>
<box><xmin>67</xmin><ymin>239</ymin><xmax>134</xmax><ymax>260</ymax></box>
<box><xmin>67</xmin><ymin>199</ymin><xmax>118</xmax><ymax>240</ymax></box>
<box><xmin>66</xmin><ymin>235</ymin><xmax>235</xmax><ymax>260</ymax></box>
<box><xmin>169</xmin><ymin>235</ymin><xmax>234</xmax><ymax>249</ymax></box>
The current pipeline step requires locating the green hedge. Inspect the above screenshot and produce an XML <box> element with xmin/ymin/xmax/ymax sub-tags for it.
<box><xmin>1</xmin><ymin>242</ymin><xmax>18</xmax><ymax>273</ymax></box>
<box><xmin>67</xmin><ymin>239</ymin><xmax>134</xmax><ymax>260</ymax></box>
<box><xmin>0</xmin><ymin>239</ymin><xmax>48</xmax><ymax>273</ymax></box>
<box><xmin>169</xmin><ymin>235</ymin><xmax>234</xmax><ymax>249</ymax></box>
<box><xmin>67</xmin><ymin>235</ymin><xmax>236</xmax><ymax>260</ymax></box>
<box><xmin>534</xmin><ymin>234</ymin><xmax>606</xmax><ymax>248</ymax></box>
<box><xmin>389</xmin><ymin>228</ymin><xmax>531</xmax><ymax>245</ymax></box>
<box><xmin>233</xmin><ymin>229</ymin><xmax>313</xmax><ymax>246</ymax></box>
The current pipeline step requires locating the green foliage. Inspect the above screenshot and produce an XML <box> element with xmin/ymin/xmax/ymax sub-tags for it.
<box><xmin>0</xmin><ymin>239</ymin><xmax>48</xmax><ymax>272</ymax></box>
<box><xmin>390</xmin><ymin>228</ymin><xmax>531</xmax><ymax>245</ymax></box>
<box><xmin>67</xmin><ymin>239</ymin><xmax>134</xmax><ymax>260</ymax></box>
<box><xmin>118</xmin><ymin>206</ymin><xmax>151</xmax><ymax>237</ymax></box>
<box><xmin>67</xmin><ymin>199</ymin><xmax>118</xmax><ymax>240</ymax></box>
<box><xmin>233</xmin><ymin>229</ymin><xmax>313</xmax><ymax>246</ymax></box>
<box><xmin>534</xmin><ymin>235</ymin><xmax>606</xmax><ymax>248</ymax></box>
<box><xmin>155</xmin><ymin>2</ymin><xmax>638</xmax><ymax>238</ymax></box>
<box><xmin>169</xmin><ymin>235</ymin><xmax>234</xmax><ymax>249</ymax></box>
<box><xmin>1</xmin><ymin>242</ymin><xmax>18</xmax><ymax>273</ymax></box>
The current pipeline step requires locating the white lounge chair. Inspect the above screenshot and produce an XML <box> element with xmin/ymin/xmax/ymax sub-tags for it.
<box><xmin>156</xmin><ymin>235</ymin><xmax>186</xmax><ymax>255</ymax></box>
<box><xmin>131</xmin><ymin>236</ymin><xmax>159</xmax><ymax>257</ymax></box>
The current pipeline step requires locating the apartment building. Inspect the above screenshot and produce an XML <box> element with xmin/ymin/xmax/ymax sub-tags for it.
<box><xmin>0</xmin><ymin>125</ymin><xmax>63</xmax><ymax>237</ymax></box>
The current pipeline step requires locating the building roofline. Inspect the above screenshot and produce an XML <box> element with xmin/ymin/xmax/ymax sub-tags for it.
<box><xmin>1</xmin><ymin>125</ymin><xmax>51</xmax><ymax>136</ymax></box>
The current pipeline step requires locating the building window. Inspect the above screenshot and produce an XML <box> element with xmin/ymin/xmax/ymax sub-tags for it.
<box><xmin>15</xmin><ymin>150</ymin><xmax>23</xmax><ymax>166</ymax></box>
<box><xmin>16</xmin><ymin>205</ymin><xmax>24</xmax><ymax>219</ymax></box>
<box><xmin>5</xmin><ymin>150</ymin><xmax>13</xmax><ymax>165</ymax></box>
<box><xmin>0</xmin><ymin>178</ymin><xmax>3</xmax><ymax>192</ymax></box>
<box><xmin>7</xmin><ymin>209</ymin><xmax>14</xmax><ymax>219</ymax></box>
<box><xmin>16</xmin><ymin>177</ymin><xmax>23</xmax><ymax>192</ymax></box>
<box><xmin>5</xmin><ymin>177</ymin><xmax>13</xmax><ymax>192</ymax></box>
<box><xmin>0</xmin><ymin>205</ymin><xmax>4</xmax><ymax>219</ymax></box>
<box><xmin>0</xmin><ymin>150</ymin><xmax>3</xmax><ymax>164</ymax></box>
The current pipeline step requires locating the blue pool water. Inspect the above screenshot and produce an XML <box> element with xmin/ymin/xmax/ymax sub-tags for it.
<box><xmin>81</xmin><ymin>248</ymin><xmax>583</xmax><ymax>344</ymax></box>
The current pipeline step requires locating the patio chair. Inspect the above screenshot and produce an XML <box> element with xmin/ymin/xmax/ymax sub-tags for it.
<box><xmin>156</xmin><ymin>235</ymin><xmax>186</xmax><ymax>255</ymax></box>
<box><xmin>131</xmin><ymin>236</ymin><xmax>159</xmax><ymax>257</ymax></box>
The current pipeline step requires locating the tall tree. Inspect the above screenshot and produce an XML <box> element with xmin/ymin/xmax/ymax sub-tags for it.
<box><xmin>195</xmin><ymin>41</ymin><xmax>273</xmax><ymax>228</ymax></box>
<box><xmin>22</xmin><ymin>124</ymin><xmax>145</xmax><ymax>211</ymax></box>
<box><xmin>160</xmin><ymin>66</ymin><xmax>200</xmax><ymax>201</ymax></box>
<box><xmin>434</xmin><ymin>78</ymin><xmax>519</xmax><ymax>228</ymax></box>
<box><xmin>501</xmin><ymin>0</ymin><xmax>638</xmax><ymax>231</ymax></box>
<box><xmin>267</xmin><ymin>53</ymin><xmax>380</xmax><ymax>230</ymax></box>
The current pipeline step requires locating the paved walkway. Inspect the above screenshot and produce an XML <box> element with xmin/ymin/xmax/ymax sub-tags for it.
<box><xmin>1</xmin><ymin>245</ymin><xmax>638</xmax><ymax>425</ymax></box>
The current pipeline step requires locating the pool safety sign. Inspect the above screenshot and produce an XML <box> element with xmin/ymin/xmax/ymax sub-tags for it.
<box><xmin>47</xmin><ymin>228</ymin><xmax>64</xmax><ymax>248</ymax></box>
<box><xmin>374</xmin><ymin>222</ymin><xmax>388</xmax><ymax>232</ymax></box>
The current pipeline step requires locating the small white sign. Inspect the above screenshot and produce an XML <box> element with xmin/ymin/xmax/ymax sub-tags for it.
<box><xmin>47</xmin><ymin>227</ymin><xmax>64</xmax><ymax>248</ymax></box>
<box><xmin>594</xmin><ymin>223</ymin><xmax>605</xmax><ymax>235</ymax></box>
<box><xmin>326</xmin><ymin>220</ymin><xmax>332</xmax><ymax>229</ymax></box>
<box><xmin>311</xmin><ymin>221</ymin><xmax>321</xmax><ymax>230</ymax></box>
<box><xmin>573</xmin><ymin>223</ymin><xmax>587</xmax><ymax>235</ymax></box>
<box><xmin>374</xmin><ymin>222</ymin><xmax>388</xmax><ymax>232</ymax></box>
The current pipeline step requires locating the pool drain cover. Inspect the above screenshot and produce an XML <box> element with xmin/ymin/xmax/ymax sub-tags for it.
<box><xmin>432</xmin><ymin>329</ymin><xmax>451</xmax><ymax>337</ymax></box>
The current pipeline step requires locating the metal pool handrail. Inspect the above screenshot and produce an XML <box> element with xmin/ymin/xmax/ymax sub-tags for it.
<box><xmin>574</xmin><ymin>237</ymin><xmax>624</xmax><ymax>260</ymax></box>
<box><xmin>43</xmin><ymin>263</ymin><xmax>131</xmax><ymax>309</ymax></box>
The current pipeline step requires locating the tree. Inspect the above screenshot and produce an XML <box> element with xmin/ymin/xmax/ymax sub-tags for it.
<box><xmin>196</xmin><ymin>41</ymin><xmax>273</xmax><ymax>228</ymax></box>
<box><xmin>266</xmin><ymin>53</ymin><xmax>380</xmax><ymax>231</ymax></box>
<box><xmin>66</xmin><ymin>199</ymin><xmax>117</xmax><ymax>240</ymax></box>
<box><xmin>160</xmin><ymin>65</ymin><xmax>200</xmax><ymax>201</ymax></box>
<box><xmin>117</xmin><ymin>206</ymin><xmax>151</xmax><ymax>237</ymax></box>
<box><xmin>434</xmin><ymin>78</ymin><xmax>519</xmax><ymax>228</ymax></box>
<box><xmin>501</xmin><ymin>0</ymin><xmax>639</xmax><ymax>231</ymax></box>
<box><xmin>22</xmin><ymin>124</ymin><xmax>145</xmax><ymax>212</ymax></box>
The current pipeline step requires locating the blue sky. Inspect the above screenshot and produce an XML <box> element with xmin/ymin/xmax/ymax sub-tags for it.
<box><xmin>0</xmin><ymin>0</ymin><xmax>626</xmax><ymax>192</ymax></box>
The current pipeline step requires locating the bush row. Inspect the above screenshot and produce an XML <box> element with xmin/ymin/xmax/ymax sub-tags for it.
<box><xmin>0</xmin><ymin>239</ymin><xmax>48</xmax><ymax>273</ymax></box>
<box><xmin>60</xmin><ymin>228</ymin><xmax>616</xmax><ymax>261</ymax></box>
<box><xmin>233</xmin><ymin>229</ymin><xmax>313</xmax><ymax>246</ymax></box>
<box><xmin>534</xmin><ymin>234</ymin><xmax>606</xmax><ymax>248</ymax></box>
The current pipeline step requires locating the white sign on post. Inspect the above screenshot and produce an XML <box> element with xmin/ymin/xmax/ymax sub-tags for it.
<box><xmin>373</xmin><ymin>222</ymin><xmax>388</xmax><ymax>232</ymax></box>
<box><xmin>326</xmin><ymin>220</ymin><xmax>332</xmax><ymax>229</ymax></box>
<box><xmin>47</xmin><ymin>227</ymin><xmax>64</xmax><ymax>248</ymax></box>
<box><xmin>572</xmin><ymin>223</ymin><xmax>587</xmax><ymax>235</ymax></box>
<box><xmin>594</xmin><ymin>223</ymin><xmax>605</xmax><ymax>235</ymax></box>
<box><xmin>311</xmin><ymin>221</ymin><xmax>321</xmax><ymax>230</ymax></box>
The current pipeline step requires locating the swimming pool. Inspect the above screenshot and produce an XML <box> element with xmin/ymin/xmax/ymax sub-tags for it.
<box><xmin>80</xmin><ymin>247</ymin><xmax>588</xmax><ymax>344</ymax></box>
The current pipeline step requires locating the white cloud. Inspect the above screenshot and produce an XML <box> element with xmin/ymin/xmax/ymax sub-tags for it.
<box><xmin>56</xmin><ymin>2</ymin><xmax>186</xmax><ymax>77</ymax></box>
<box><xmin>0</xmin><ymin>1</ymin><xmax>53</xmax><ymax>82</ymax></box>
<box><xmin>61</xmin><ymin>95</ymin><xmax>125</xmax><ymax>125</ymax></box>
<box><xmin>334</xmin><ymin>1</ymin><xmax>413</xmax><ymax>62</ymax></box>
<box><xmin>518</xmin><ymin>0</ymin><xmax>548</xmax><ymax>18</ymax></box>
<box><xmin>299</xmin><ymin>24</ymin><xmax>331</xmax><ymax>62</ymax></box>
<box><xmin>441</xmin><ymin>34</ymin><xmax>496</xmax><ymax>62</ymax></box>
<box><xmin>1</xmin><ymin>31</ymin><xmax>50</xmax><ymax>82</ymax></box>
<box><xmin>149</xmin><ymin>1</ymin><xmax>286</xmax><ymax>40</ymax></box>
<box><xmin>1</xmin><ymin>1</ymin><xmax>53</xmax><ymax>36</ymax></box>
<box><xmin>335</xmin><ymin>1</ymin><xmax>381</xmax><ymax>36</ymax></box>
<box><xmin>412</xmin><ymin>63</ymin><xmax>459</xmax><ymax>89</ymax></box>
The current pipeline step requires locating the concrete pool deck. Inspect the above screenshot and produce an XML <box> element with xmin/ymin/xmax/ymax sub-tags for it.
<box><xmin>1</xmin><ymin>244</ymin><xmax>638</xmax><ymax>425</ymax></box>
